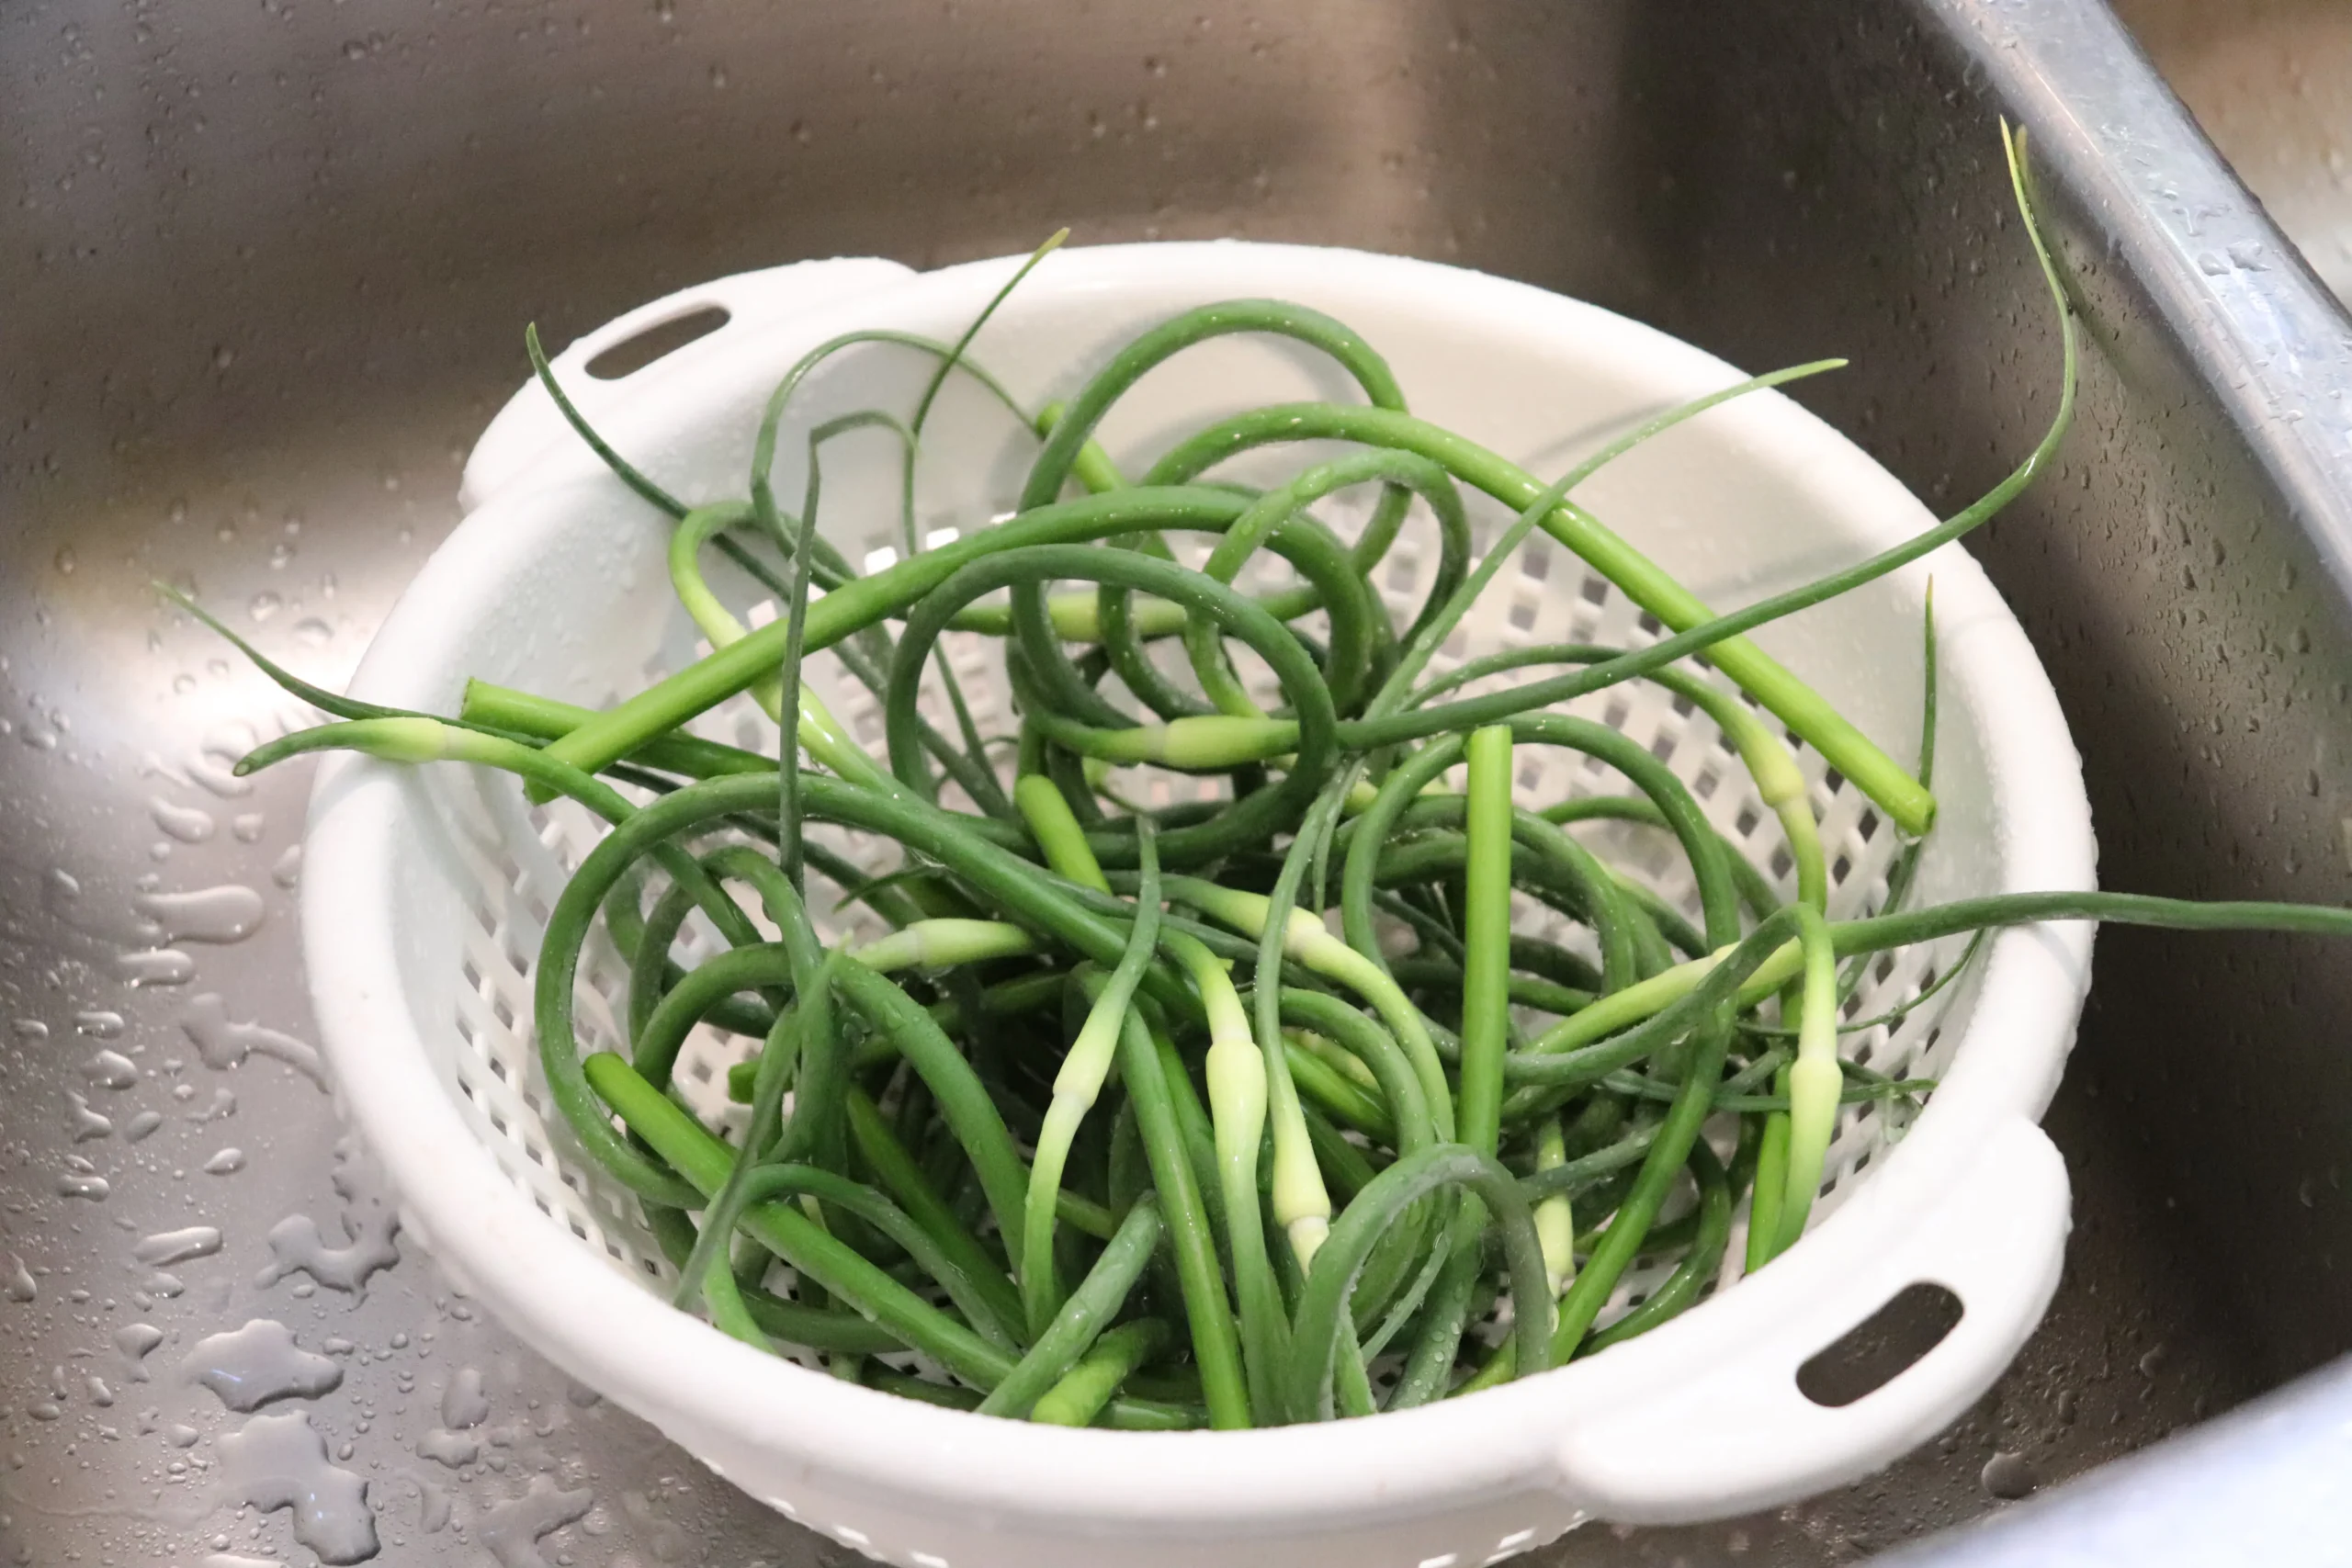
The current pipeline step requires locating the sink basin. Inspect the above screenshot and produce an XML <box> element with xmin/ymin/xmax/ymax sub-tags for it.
<box><xmin>6</xmin><ymin>1</ymin><xmax>2351</xmax><ymax>1563</ymax></box>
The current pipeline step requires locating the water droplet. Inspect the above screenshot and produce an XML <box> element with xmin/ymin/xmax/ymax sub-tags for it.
<box><xmin>86</xmin><ymin>1375</ymin><xmax>115</xmax><ymax>1407</ymax></box>
<box><xmin>233</xmin><ymin>813</ymin><xmax>266</xmax><ymax>843</ymax></box>
<box><xmin>75</xmin><ymin>1010</ymin><xmax>126</xmax><ymax>1038</ymax></box>
<box><xmin>186</xmin><ymin>1086</ymin><xmax>237</xmax><ymax>1123</ymax></box>
<box><xmin>56</xmin><ymin>1170</ymin><xmax>111</xmax><ymax>1201</ymax></box>
<box><xmin>218</xmin><ymin>1410</ymin><xmax>379</xmax><ymax>1563</ymax></box>
<box><xmin>249</xmin><ymin>592</ymin><xmax>282</xmax><ymax>623</ymax></box>
<box><xmin>114</xmin><ymin>1321</ymin><xmax>164</xmax><ymax>1371</ymax></box>
<box><xmin>258</xmin><ymin>1204</ymin><xmax>398</xmax><ymax>1293</ymax></box>
<box><xmin>187</xmin><ymin>750</ymin><xmax>254</xmax><ymax>799</ymax></box>
<box><xmin>441</xmin><ymin>1366</ymin><xmax>490</xmax><ymax>1429</ymax></box>
<box><xmin>135</xmin><ymin>1225</ymin><xmax>223</xmax><ymax>1267</ymax></box>
<box><xmin>294</xmin><ymin>618</ymin><xmax>333</xmax><ymax>647</ymax></box>
<box><xmin>123</xmin><ymin>1110</ymin><xmax>164</xmax><ymax>1143</ymax></box>
<box><xmin>13</xmin><ymin>1019</ymin><xmax>49</xmax><ymax>1041</ymax></box>
<box><xmin>268</xmin><ymin>542</ymin><xmax>295</xmax><ymax>570</ymax></box>
<box><xmin>205</xmin><ymin>1146</ymin><xmax>246</xmax><ymax>1175</ymax></box>
<box><xmin>180</xmin><ymin>994</ymin><xmax>324</xmax><ymax>1086</ymax></box>
<box><xmin>165</xmin><ymin>1422</ymin><xmax>199</xmax><ymax>1448</ymax></box>
<box><xmin>53</xmin><ymin>547</ymin><xmax>75</xmax><ymax>575</ymax></box>
<box><xmin>80</xmin><ymin>1049</ymin><xmax>138</xmax><ymax>1089</ymax></box>
<box><xmin>212</xmin><ymin>344</ymin><xmax>235</xmax><ymax>370</ymax></box>
<box><xmin>132</xmin><ymin>885</ymin><xmax>265</xmax><ymax>944</ymax></box>
<box><xmin>149</xmin><ymin>797</ymin><xmax>216</xmax><ymax>843</ymax></box>
<box><xmin>67</xmin><ymin>1092</ymin><xmax>113</xmax><ymax>1141</ymax></box>
<box><xmin>257</xmin><ymin>1141</ymin><xmax>399</xmax><ymax>1292</ymax></box>
<box><xmin>4</xmin><ymin>1255</ymin><xmax>36</xmax><ymax>1303</ymax></box>
<box><xmin>479</xmin><ymin>1473</ymin><xmax>594</xmax><ymax>1568</ymax></box>
<box><xmin>114</xmin><ymin>948</ymin><xmax>197</xmax><ymax>987</ymax></box>
<box><xmin>1980</xmin><ymin>1450</ymin><xmax>2037</xmax><ymax>1500</ymax></box>
<box><xmin>272</xmin><ymin>844</ymin><xmax>302</xmax><ymax>888</ymax></box>
<box><xmin>186</xmin><ymin>1319</ymin><xmax>343</xmax><ymax>1411</ymax></box>
<box><xmin>415</xmin><ymin>1427</ymin><xmax>479</xmax><ymax>1468</ymax></box>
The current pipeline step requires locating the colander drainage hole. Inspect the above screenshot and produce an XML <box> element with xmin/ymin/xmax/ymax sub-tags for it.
<box><xmin>1795</xmin><ymin>1282</ymin><xmax>1964</xmax><ymax>1408</ymax></box>
<box><xmin>585</xmin><ymin>305</ymin><xmax>730</xmax><ymax>379</ymax></box>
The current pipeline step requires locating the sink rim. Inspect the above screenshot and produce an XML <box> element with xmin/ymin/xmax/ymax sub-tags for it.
<box><xmin>1886</xmin><ymin>0</ymin><xmax>2352</xmax><ymax>1555</ymax></box>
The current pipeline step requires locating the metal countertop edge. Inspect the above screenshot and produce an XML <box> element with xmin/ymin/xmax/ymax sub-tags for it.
<box><xmin>1879</xmin><ymin>1355</ymin><xmax>2352</xmax><ymax>1563</ymax></box>
<box><xmin>1886</xmin><ymin>0</ymin><xmax>2352</xmax><ymax>1560</ymax></box>
<box><xmin>1949</xmin><ymin>0</ymin><xmax>2352</xmax><ymax>607</ymax></box>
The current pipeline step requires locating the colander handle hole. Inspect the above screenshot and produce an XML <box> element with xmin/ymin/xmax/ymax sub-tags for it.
<box><xmin>1795</xmin><ymin>1281</ymin><xmax>1965</xmax><ymax>1408</ymax></box>
<box><xmin>584</xmin><ymin>304</ymin><xmax>732</xmax><ymax>381</ymax></box>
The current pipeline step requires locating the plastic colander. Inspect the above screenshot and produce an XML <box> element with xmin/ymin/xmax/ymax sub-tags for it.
<box><xmin>300</xmin><ymin>243</ymin><xmax>2096</xmax><ymax>1568</ymax></box>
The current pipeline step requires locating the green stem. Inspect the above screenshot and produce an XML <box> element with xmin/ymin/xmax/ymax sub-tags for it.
<box><xmin>1458</xmin><ymin>724</ymin><xmax>1515</xmax><ymax>1160</ymax></box>
<box><xmin>1030</xmin><ymin>1319</ymin><xmax>1170</xmax><ymax>1427</ymax></box>
<box><xmin>1023</xmin><ymin>823</ymin><xmax>1161</xmax><ymax>1336</ymax></box>
<box><xmin>1144</xmin><ymin>400</ymin><xmax>1931</xmax><ymax>832</ymax></box>
<box><xmin>1768</xmin><ymin>903</ymin><xmax>1842</xmax><ymax>1258</ymax></box>
<box><xmin>978</xmin><ymin>1197</ymin><xmax>1163</xmax><ymax>1418</ymax></box>
<box><xmin>1746</xmin><ymin>1070</ymin><xmax>1792</xmax><ymax>1277</ymax></box>
<box><xmin>1014</xmin><ymin>774</ymin><xmax>1111</xmax><ymax>893</ymax></box>
<box><xmin>1114</xmin><ymin>1010</ymin><xmax>1250</xmax><ymax>1428</ymax></box>
<box><xmin>1287</xmin><ymin>1145</ymin><xmax>1554</xmax><ymax>1421</ymax></box>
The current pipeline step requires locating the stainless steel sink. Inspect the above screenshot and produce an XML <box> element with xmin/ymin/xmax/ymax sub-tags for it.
<box><xmin>2120</xmin><ymin>0</ymin><xmax>2352</xmax><ymax>306</ymax></box>
<box><xmin>6</xmin><ymin>1</ymin><xmax>2352</xmax><ymax>1563</ymax></box>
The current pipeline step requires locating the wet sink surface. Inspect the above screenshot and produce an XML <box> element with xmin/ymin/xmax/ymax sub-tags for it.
<box><xmin>8</xmin><ymin>1</ymin><xmax>2352</xmax><ymax>1564</ymax></box>
<box><xmin>2120</xmin><ymin>0</ymin><xmax>2352</xmax><ymax>303</ymax></box>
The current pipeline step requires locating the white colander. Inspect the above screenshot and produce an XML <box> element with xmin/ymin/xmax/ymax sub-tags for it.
<box><xmin>301</xmin><ymin>243</ymin><xmax>2096</xmax><ymax>1568</ymax></box>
